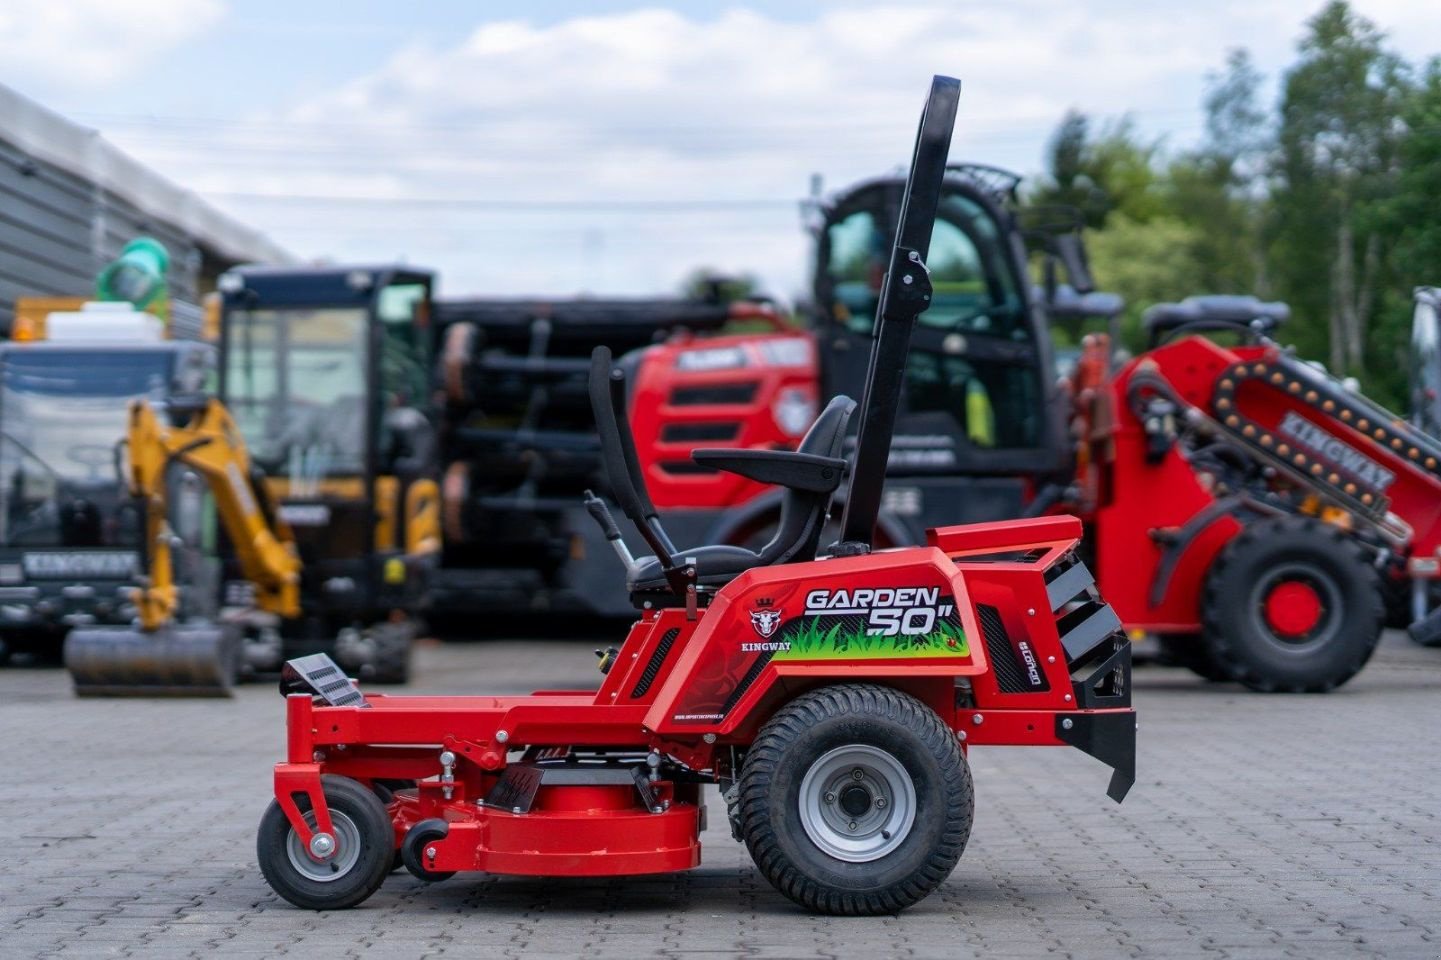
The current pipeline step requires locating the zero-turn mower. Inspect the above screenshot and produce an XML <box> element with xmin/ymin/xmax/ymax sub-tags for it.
<box><xmin>257</xmin><ymin>76</ymin><xmax>1136</xmax><ymax>916</ymax></box>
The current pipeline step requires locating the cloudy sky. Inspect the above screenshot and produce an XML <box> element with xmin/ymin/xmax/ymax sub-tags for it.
<box><xmin>3</xmin><ymin>1</ymin><xmax>1439</xmax><ymax>301</ymax></box>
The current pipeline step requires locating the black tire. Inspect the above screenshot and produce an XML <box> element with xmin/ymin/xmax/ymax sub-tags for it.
<box><xmin>1201</xmin><ymin>516</ymin><xmax>1382</xmax><ymax>693</ymax></box>
<box><xmin>738</xmin><ymin>684</ymin><xmax>972</xmax><ymax>915</ymax></box>
<box><xmin>364</xmin><ymin>622</ymin><xmax>413</xmax><ymax>685</ymax></box>
<box><xmin>257</xmin><ymin>775</ymin><xmax>393</xmax><ymax>910</ymax></box>
<box><xmin>1155</xmin><ymin>633</ymin><xmax>1231</xmax><ymax>682</ymax></box>
<box><xmin>400</xmin><ymin>819</ymin><xmax>456</xmax><ymax>882</ymax></box>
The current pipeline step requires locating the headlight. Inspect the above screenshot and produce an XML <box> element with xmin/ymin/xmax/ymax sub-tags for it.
<box><xmin>759</xmin><ymin>338</ymin><xmax>811</xmax><ymax>367</ymax></box>
<box><xmin>772</xmin><ymin>387</ymin><xmax>817</xmax><ymax>438</ymax></box>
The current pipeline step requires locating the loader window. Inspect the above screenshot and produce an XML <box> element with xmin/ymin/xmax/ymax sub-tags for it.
<box><xmin>824</xmin><ymin>195</ymin><xmax>1026</xmax><ymax>340</ymax></box>
<box><xmin>376</xmin><ymin>282</ymin><xmax>430</xmax><ymax>408</ymax></box>
<box><xmin>225</xmin><ymin>307</ymin><xmax>368</xmax><ymax>483</ymax></box>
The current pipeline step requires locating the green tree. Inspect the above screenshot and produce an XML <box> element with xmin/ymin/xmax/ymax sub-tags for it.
<box><xmin>1269</xmin><ymin>0</ymin><xmax>1411</xmax><ymax>375</ymax></box>
<box><xmin>1088</xmin><ymin>214</ymin><xmax>1208</xmax><ymax>350</ymax></box>
<box><xmin>1031</xmin><ymin>112</ymin><xmax>1161</xmax><ymax>229</ymax></box>
<box><xmin>1164</xmin><ymin>49</ymin><xmax>1272</xmax><ymax>296</ymax></box>
<box><xmin>1371</xmin><ymin>59</ymin><xmax>1441</xmax><ymax>409</ymax></box>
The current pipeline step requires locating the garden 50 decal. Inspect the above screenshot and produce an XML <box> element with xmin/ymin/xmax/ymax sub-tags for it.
<box><xmin>805</xmin><ymin>587</ymin><xmax>956</xmax><ymax>637</ymax></box>
<box><xmin>738</xmin><ymin>586</ymin><xmax>971</xmax><ymax>660</ymax></box>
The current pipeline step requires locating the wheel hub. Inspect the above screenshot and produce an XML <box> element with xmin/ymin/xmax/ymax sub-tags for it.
<box><xmin>798</xmin><ymin>744</ymin><xmax>917</xmax><ymax>863</ymax></box>
<box><xmin>286</xmin><ymin>811</ymin><xmax>362</xmax><ymax>882</ymax></box>
<box><xmin>308</xmin><ymin>832</ymin><xmax>336</xmax><ymax>859</ymax></box>
<box><xmin>839</xmin><ymin>785</ymin><xmax>872</xmax><ymax>817</ymax></box>
<box><xmin>1263</xmin><ymin>579</ymin><xmax>1324</xmax><ymax>638</ymax></box>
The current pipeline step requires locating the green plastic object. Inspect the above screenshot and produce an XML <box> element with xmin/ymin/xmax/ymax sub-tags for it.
<box><xmin>96</xmin><ymin>236</ymin><xmax>170</xmax><ymax>320</ymax></box>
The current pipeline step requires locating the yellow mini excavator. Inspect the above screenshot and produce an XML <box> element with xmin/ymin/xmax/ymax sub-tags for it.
<box><xmin>63</xmin><ymin>396</ymin><xmax>303</xmax><ymax>695</ymax></box>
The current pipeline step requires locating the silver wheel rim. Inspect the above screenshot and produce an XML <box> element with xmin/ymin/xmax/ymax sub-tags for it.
<box><xmin>798</xmin><ymin>744</ymin><xmax>917</xmax><ymax>863</ymax></box>
<box><xmin>284</xmin><ymin>810</ymin><xmax>363</xmax><ymax>883</ymax></box>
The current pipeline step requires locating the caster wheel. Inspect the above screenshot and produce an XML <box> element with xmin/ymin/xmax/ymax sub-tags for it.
<box><xmin>257</xmin><ymin>775</ymin><xmax>393</xmax><ymax>910</ymax></box>
<box><xmin>401</xmin><ymin>818</ymin><xmax>456</xmax><ymax>882</ymax></box>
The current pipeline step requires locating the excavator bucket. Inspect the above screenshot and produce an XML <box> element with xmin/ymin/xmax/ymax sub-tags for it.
<box><xmin>63</xmin><ymin>622</ymin><xmax>240</xmax><ymax>697</ymax></box>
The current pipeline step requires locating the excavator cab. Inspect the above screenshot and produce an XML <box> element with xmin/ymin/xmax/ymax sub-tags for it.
<box><xmin>215</xmin><ymin>266</ymin><xmax>440</xmax><ymax>681</ymax></box>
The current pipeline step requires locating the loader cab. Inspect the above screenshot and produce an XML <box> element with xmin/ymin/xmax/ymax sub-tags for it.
<box><xmin>217</xmin><ymin>266</ymin><xmax>439</xmax><ymax>624</ymax></box>
<box><xmin>810</xmin><ymin>167</ymin><xmax>1071</xmax><ymax>527</ymax></box>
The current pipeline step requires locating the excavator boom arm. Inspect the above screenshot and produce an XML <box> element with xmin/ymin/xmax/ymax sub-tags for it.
<box><xmin>125</xmin><ymin>398</ymin><xmax>302</xmax><ymax>629</ymax></box>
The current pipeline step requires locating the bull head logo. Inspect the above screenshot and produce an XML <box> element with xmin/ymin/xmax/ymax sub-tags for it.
<box><xmin>749</xmin><ymin>609</ymin><xmax>783</xmax><ymax>639</ymax></box>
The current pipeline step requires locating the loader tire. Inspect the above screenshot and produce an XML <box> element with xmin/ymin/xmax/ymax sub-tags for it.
<box><xmin>1155</xmin><ymin>634</ymin><xmax>1229</xmax><ymax>682</ymax></box>
<box><xmin>1201</xmin><ymin>516</ymin><xmax>1381</xmax><ymax>693</ymax></box>
<box><xmin>738</xmin><ymin>684</ymin><xmax>972</xmax><ymax>915</ymax></box>
<box><xmin>257</xmin><ymin>775</ymin><xmax>392</xmax><ymax>910</ymax></box>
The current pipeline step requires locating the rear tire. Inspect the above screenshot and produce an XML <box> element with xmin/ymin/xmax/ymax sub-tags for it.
<box><xmin>257</xmin><ymin>775</ymin><xmax>392</xmax><ymax>910</ymax></box>
<box><xmin>1201</xmin><ymin>516</ymin><xmax>1381</xmax><ymax>692</ymax></box>
<box><xmin>738</xmin><ymin>684</ymin><xmax>972</xmax><ymax>915</ymax></box>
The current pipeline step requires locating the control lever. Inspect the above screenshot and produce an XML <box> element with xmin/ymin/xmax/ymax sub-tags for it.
<box><xmin>584</xmin><ymin>489</ymin><xmax>638</xmax><ymax>574</ymax></box>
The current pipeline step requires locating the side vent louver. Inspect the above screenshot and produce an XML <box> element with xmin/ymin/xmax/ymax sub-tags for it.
<box><xmin>1047</xmin><ymin>556</ymin><xmax>1130</xmax><ymax>709</ymax></box>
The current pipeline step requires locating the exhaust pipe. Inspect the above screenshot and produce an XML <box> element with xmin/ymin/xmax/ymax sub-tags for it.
<box><xmin>63</xmin><ymin>622</ymin><xmax>240</xmax><ymax>697</ymax></box>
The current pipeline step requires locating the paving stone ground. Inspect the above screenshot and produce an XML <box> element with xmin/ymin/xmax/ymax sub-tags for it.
<box><xmin>0</xmin><ymin>632</ymin><xmax>1437</xmax><ymax>959</ymax></box>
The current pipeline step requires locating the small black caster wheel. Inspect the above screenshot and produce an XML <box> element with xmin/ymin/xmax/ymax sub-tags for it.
<box><xmin>257</xmin><ymin>775</ymin><xmax>393</xmax><ymax>910</ymax></box>
<box><xmin>401</xmin><ymin>818</ymin><xmax>456</xmax><ymax>882</ymax></box>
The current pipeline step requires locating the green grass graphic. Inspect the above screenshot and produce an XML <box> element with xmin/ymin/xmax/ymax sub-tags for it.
<box><xmin>773</xmin><ymin>616</ymin><xmax>968</xmax><ymax>660</ymax></box>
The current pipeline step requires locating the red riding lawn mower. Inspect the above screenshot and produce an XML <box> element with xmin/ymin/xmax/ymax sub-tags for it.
<box><xmin>257</xmin><ymin>77</ymin><xmax>1136</xmax><ymax>916</ymax></box>
<box><xmin>627</xmin><ymin>159</ymin><xmax>1441</xmax><ymax>694</ymax></box>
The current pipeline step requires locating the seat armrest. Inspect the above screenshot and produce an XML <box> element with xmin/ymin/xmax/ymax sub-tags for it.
<box><xmin>691</xmin><ymin>448</ymin><xmax>846</xmax><ymax>493</ymax></box>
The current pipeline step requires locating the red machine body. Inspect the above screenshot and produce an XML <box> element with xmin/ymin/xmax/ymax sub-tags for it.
<box><xmin>631</xmin><ymin>330</ymin><xmax>819</xmax><ymax>510</ymax></box>
<box><xmin>273</xmin><ymin>515</ymin><xmax>1131</xmax><ymax>879</ymax></box>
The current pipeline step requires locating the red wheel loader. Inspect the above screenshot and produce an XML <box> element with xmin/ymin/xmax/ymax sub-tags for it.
<box><xmin>257</xmin><ymin>77</ymin><xmax>1136</xmax><ymax>916</ymax></box>
<box><xmin>625</xmin><ymin>162</ymin><xmax>1441</xmax><ymax>692</ymax></box>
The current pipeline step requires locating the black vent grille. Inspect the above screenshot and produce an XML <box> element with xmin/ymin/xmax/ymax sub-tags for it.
<box><xmin>670</xmin><ymin>383</ymin><xmax>758</xmax><ymax>406</ymax></box>
<box><xmin>630</xmin><ymin>628</ymin><xmax>681</xmax><ymax>699</ymax></box>
<box><xmin>978</xmin><ymin>604</ymin><xmax>1028</xmax><ymax>694</ymax></box>
<box><xmin>661</xmin><ymin>422</ymin><xmax>741</xmax><ymax>442</ymax></box>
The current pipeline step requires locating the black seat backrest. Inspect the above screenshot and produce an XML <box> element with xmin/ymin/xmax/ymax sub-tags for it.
<box><xmin>754</xmin><ymin>395</ymin><xmax>855</xmax><ymax>565</ymax></box>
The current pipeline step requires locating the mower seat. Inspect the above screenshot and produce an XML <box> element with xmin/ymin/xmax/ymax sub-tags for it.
<box><xmin>624</xmin><ymin>395</ymin><xmax>856</xmax><ymax>592</ymax></box>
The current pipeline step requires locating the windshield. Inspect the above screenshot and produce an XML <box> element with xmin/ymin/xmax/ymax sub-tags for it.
<box><xmin>224</xmin><ymin>307</ymin><xmax>368</xmax><ymax>484</ymax></box>
<box><xmin>0</xmin><ymin>349</ymin><xmax>173</xmax><ymax>547</ymax></box>
<box><xmin>825</xmin><ymin>191</ymin><xmax>1026</xmax><ymax>339</ymax></box>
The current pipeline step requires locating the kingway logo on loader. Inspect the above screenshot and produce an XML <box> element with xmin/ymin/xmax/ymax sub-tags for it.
<box><xmin>806</xmin><ymin>587</ymin><xmax>955</xmax><ymax>638</ymax></box>
<box><xmin>1278</xmin><ymin>411</ymin><xmax>1396</xmax><ymax>492</ymax></box>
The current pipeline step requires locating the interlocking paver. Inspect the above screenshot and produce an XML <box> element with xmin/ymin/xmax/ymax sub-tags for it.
<box><xmin>1</xmin><ymin>632</ymin><xmax>1438</xmax><ymax>959</ymax></box>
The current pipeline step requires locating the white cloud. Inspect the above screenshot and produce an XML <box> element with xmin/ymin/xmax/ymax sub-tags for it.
<box><xmin>0</xmin><ymin>0</ymin><xmax>225</xmax><ymax>88</ymax></box>
<box><xmin>101</xmin><ymin>2</ymin><xmax>1441</xmax><ymax>299</ymax></box>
